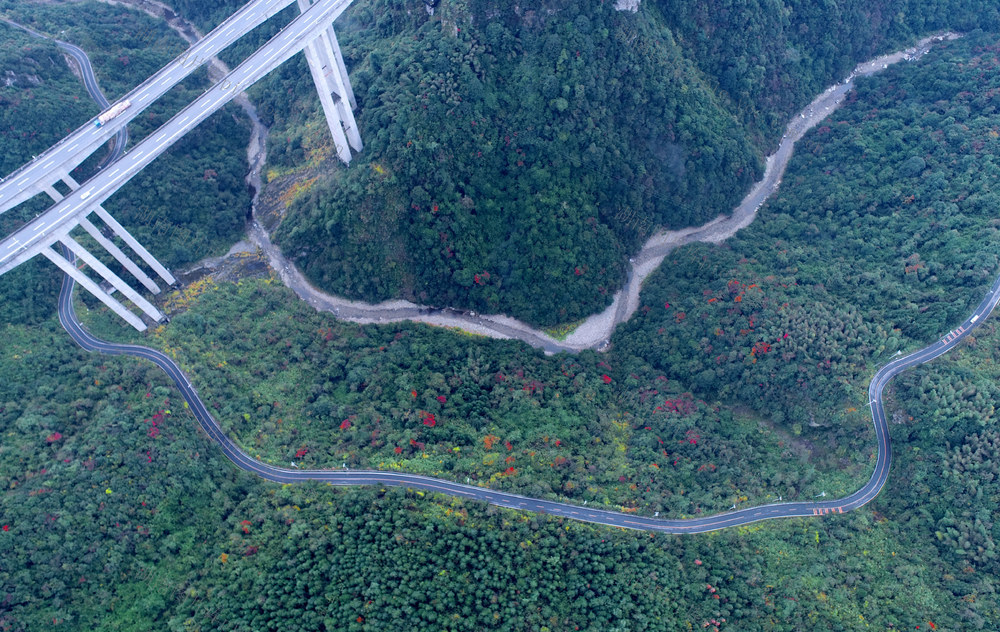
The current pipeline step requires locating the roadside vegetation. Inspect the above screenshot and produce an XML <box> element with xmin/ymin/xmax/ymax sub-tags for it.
<box><xmin>117</xmin><ymin>277</ymin><xmax>849</xmax><ymax>517</ymax></box>
<box><xmin>85</xmin><ymin>29</ymin><xmax>1000</xmax><ymax>629</ymax></box>
<box><xmin>4</xmin><ymin>1</ymin><xmax>1000</xmax><ymax>630</ymax></box>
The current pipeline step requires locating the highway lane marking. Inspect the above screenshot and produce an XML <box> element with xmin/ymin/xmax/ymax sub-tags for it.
<box><xmin>166</xmin><ymin>126</ymin><xmax>186</xmax><ymax>143</ymax></box>
<box><xmin>4</xmin><ymin>6</ymin><xmax>327</xmax><ymax>228</ymax></box>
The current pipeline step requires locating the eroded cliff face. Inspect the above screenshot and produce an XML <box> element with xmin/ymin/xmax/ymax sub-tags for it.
<box><xmin>2</xmin><ymin>69</ymin><xmax>42</xmax><ymax>87</ymax></box>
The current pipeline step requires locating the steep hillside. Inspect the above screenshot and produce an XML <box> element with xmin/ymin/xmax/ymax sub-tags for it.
<box><xmin>276</xmin><ymin>0</ymin><xmax>762</xmax><ymax>325</ymax></box>
<box><xmin>265</xmin><ymin>0</ymin><xmax>997</xmax><ymax>326</ymax></box>
<box><xmin>656</xmin><ymin>0</ymin><xmax>999</xmax><ymax>146</ymax></box>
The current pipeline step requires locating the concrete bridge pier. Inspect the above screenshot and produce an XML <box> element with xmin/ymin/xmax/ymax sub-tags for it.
<box><xmin>58</xmin><ymin>235</ymin><xmax>165</xmax><ymax>324</ymax></box>
<box><xmin>56</xmin><ymin>171</ymin><xmax>176</xmax><ymax>287</ymax></box>
<box><xmin>43</xmin><ymin>245</ymin><xmax>148</xmax><ymax>331</ymax></box>
<box><xmin>44</xmin><ymin>174</ymin><xmax>163</xmax><ymax>294</ymax></box>
<box><xmin>77</xmin><ymin>215</ymin><xmax>161</xmax><ymax>294</ymax></box>
<box><xmin>39</xmin><ymin>171</ymin><xmax>174</xmax><ymax>331</ymax></box>
<box><xmin>90</xmin><ymin>207</ymin><xmax>176</xmax><ymax>286</ymax></box>
<box><xmin>298</xmin><ymin>0</ymin><xmax>362</xmax><ymax>164</ymax></box>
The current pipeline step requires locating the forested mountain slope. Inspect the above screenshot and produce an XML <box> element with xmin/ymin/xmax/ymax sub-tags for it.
<box><xmin>656</xmin><ymin>0</ymin><xmax>999</xmax><ymax>146</ymax></box>
<box><xmin>42</xmin><ymin>30</ymin><xmax>1000</xmax><ymax>629</ymax></box>
<box><xmin>5</xmin><ymin>2</ymin><xmax>1000</xmax><ymax>629</ymax></box>
<box><xmin>259</xmin><ymin>0</ymin><xmax>997</xmax><ymax>326</ymax></box>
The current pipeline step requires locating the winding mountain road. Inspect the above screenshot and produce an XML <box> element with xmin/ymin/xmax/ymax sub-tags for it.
<box><xmin>56</xmin><ymin>250</ymin><xmax>1000</xmax><ymax>533</ymax></box>
<box><xmin>28</xmin><ymin>21</ymin><xmax>998</xmax><ymax>532</ymax></box>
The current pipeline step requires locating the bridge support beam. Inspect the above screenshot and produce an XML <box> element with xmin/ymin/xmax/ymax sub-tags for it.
<box><xmin>44</xmin><ymin>175</ymin><xmax>163</xmax><ymax>294</ymax></box>
<box><xmin>298</xmin><ymin>0</ymin><xmax>362</xmax><ymax>164</ymax></box>
<box><xmin>91</xmin><ymin>207</ymin><xmax>176</xmax><ymax>286</ymax></box>
<box><xmin>58</xmin><ymin>171</ymin><xmax>176</xmax><ymax>286</ymax></box>
<box><xmin>42</xmin><ymin>246</ymin><xmax>147</xmax><ymax>331</ymax></box>
<box><xmin>77</xmin><ymin>216</ymin><xmax>161</xmax><ymax>294</ymax></box>
<box><xmin>59</xmin><ymin>236</ymin><xmax>164</xmax><ymax>324</ymax></box>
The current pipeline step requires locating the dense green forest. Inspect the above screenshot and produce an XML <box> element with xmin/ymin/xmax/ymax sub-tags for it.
<box><xmin>38</xmin><ymin>29</ymin><xmax>1000</xmax><ymax>629</ymax></box>
<box><xmin>82</xmin><ymin>20</ymin><xmax>1000</xmax><ymax>529</ymax></box>
<box><xmin>274</xmin><ymin>0</ymin><xmax>765</xmax><ymax>325</ymax></box>
<box><xmin>96</xmin><ymin>277</ymin><xmax>856</xmax><ymax>517</ymax></box>
<box><xmin>162</xmin><ymin>0</ymin><xmax>1000</xmax><ymax>326</ymax></box>
<box><xmin>612</xmin><ymin>30</ymin><xmax>1000</xmax><ymax>432</ymax></box>
<box><xmin>0</xmin><ymin>319</ymin><xmax>965</xmax><ymax>630</ymax></box>
<box><xmin>6</xmin><ymin>300</ymin><xmax>999</xmax><ymax>630</ymax></box>
<box><xmin>657</xmin><ymin>0</ymin><xmax>1000</xmax><ymax>146</ymax></box>
<box><xmin>6</xmin><ymin>1</ymin><xmax>1000</xmax><ymax>630</ymax></box>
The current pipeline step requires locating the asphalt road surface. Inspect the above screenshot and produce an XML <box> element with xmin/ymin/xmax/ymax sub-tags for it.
<box><xmin>57</xmin><ymin>269</ymin><xmax>1000</xmax><ymax>532</ymax></box>
<box><xmin>0</xmin><ymin>0</ymin><xmax>356</xmax><ymax>276</ymax></box>
<box><xmin>0</xmin><ymin>18</ymin><xmax>128</xmax><ymax>168</ymax></box>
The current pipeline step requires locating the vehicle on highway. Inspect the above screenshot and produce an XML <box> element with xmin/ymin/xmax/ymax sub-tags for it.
<box><xmin>94</xmin><ymin>100</ymin><xmax>132</xmax><ymax>127</ymax></box>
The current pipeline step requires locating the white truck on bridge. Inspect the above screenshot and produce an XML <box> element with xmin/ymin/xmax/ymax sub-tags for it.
<box><xmin>94</xmin><ymin>100</ymin><xmax>131</xmax><ymax>127</ymax></box>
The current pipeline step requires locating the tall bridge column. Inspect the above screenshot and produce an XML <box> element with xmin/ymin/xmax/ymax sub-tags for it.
<box><xmin>77</xmin><ymin>216</ymin><xmax>161</xmax><ymax>294</ymax></box>
<box><xmin>42</xmin><ymin>246</ymin><xmax>148</xmax><ymax>331</ymax></box>
<box><xmin>44</xmin><ymin>173</ymin><xmax>162</xmax><ymax>294</ymax></box>
<box><xmin>57</xmin><ymin>171</ymin><xmax>176</xmax><ymax>286</ymax></box>
<box><xmin>91</xmin><ymin>207</ymin><xmax>176</xmax><ymax>286</ymax></box>
<box><xmin>298</xmin><ymin>0</ymin><xmax>362</xmax><ymax>164</ymax></box>
<box><xmin>40</xmin><ymin>172</ymin><xmax>172</xmax><ymax>332</ymax></box>
<box><xmin>59</xmin><ymin>236</ymin><xmax>164</xmax><ymax>324</ymax></box>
